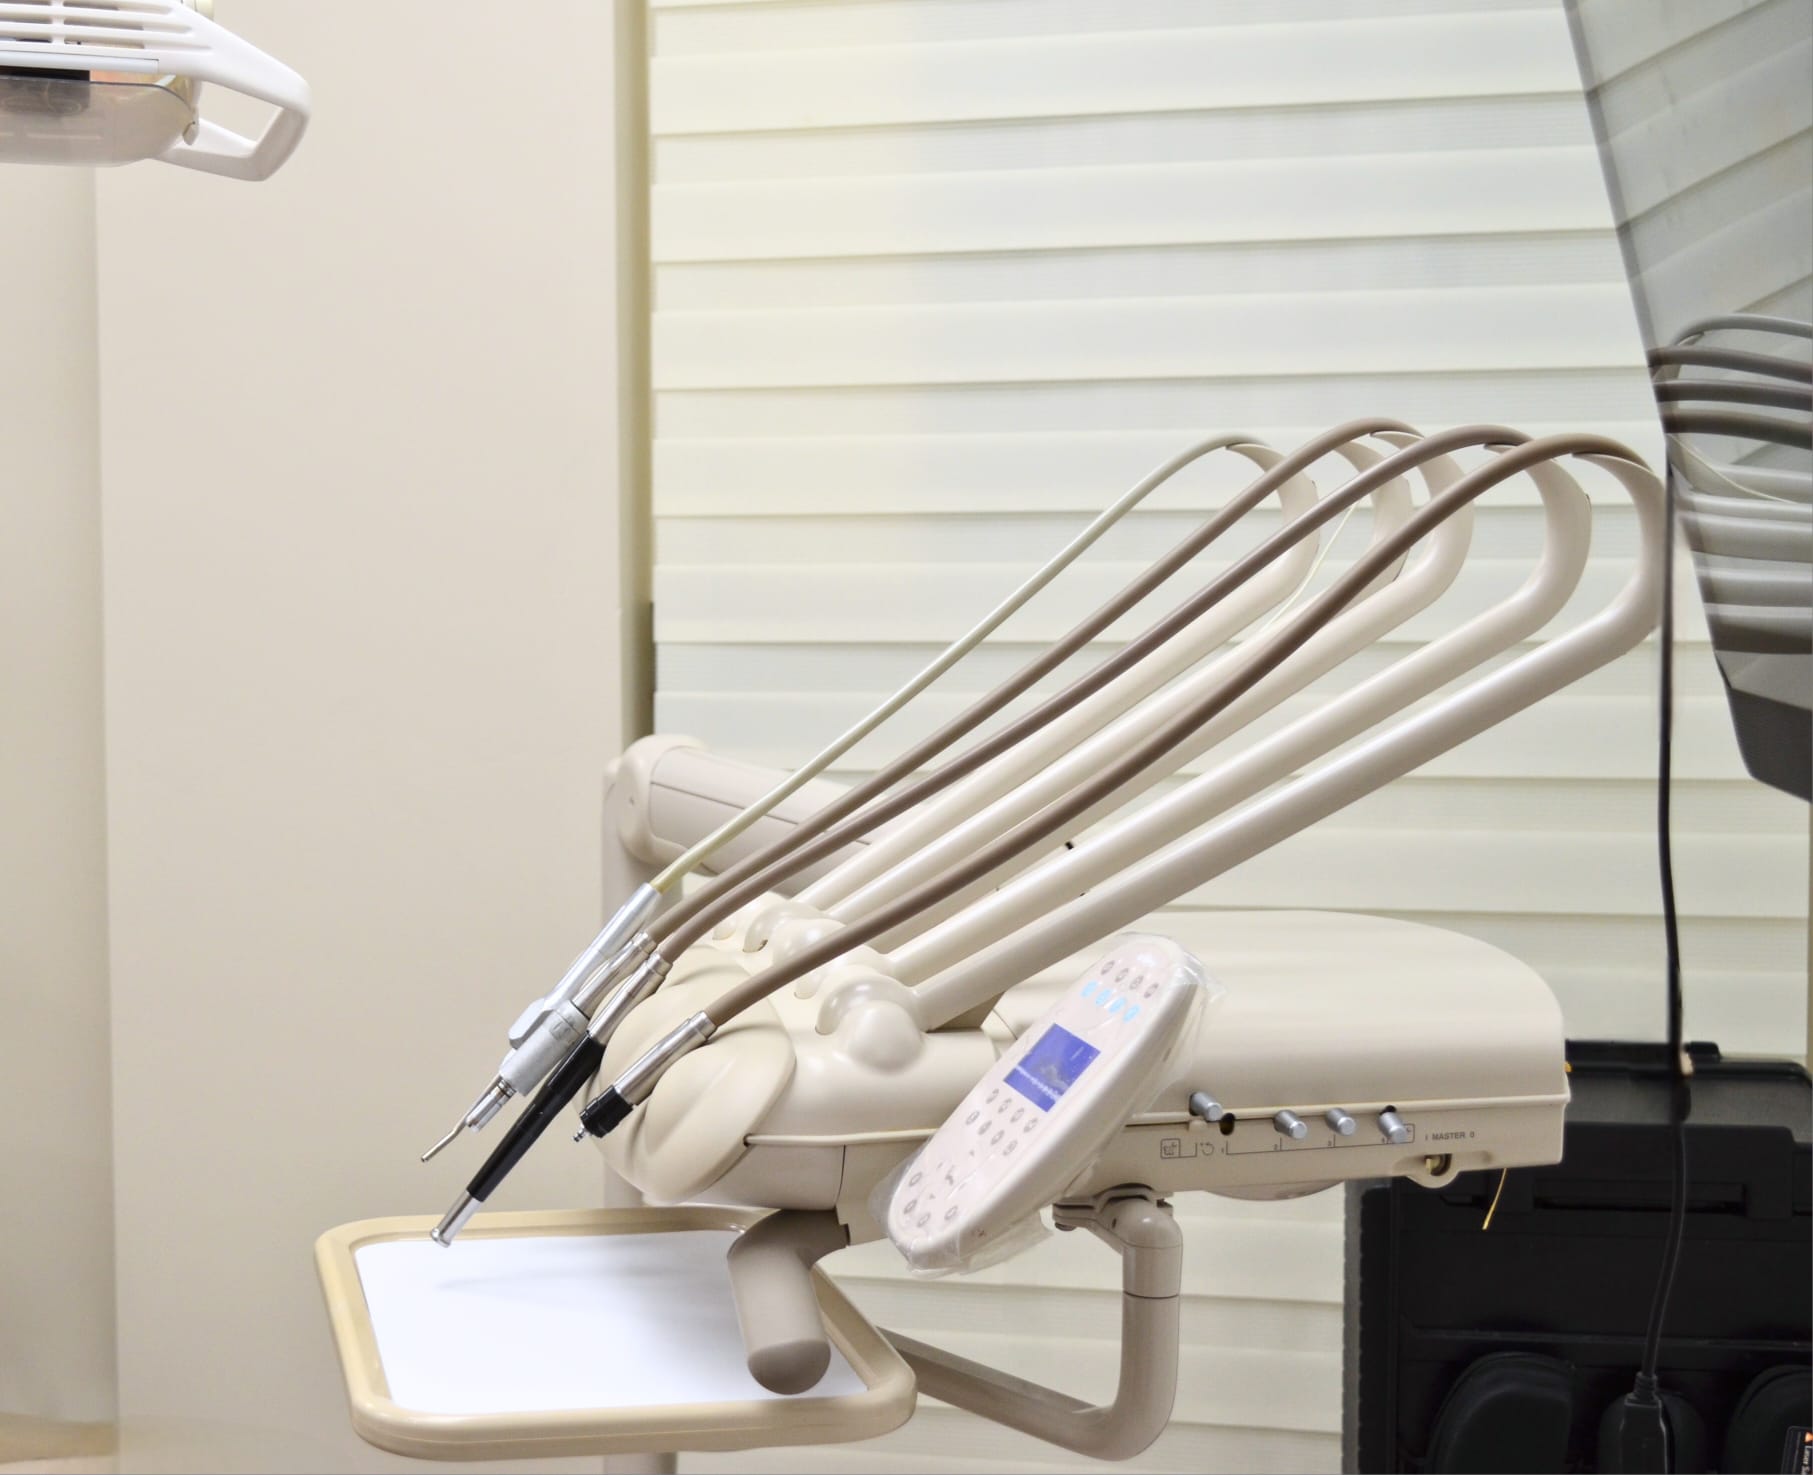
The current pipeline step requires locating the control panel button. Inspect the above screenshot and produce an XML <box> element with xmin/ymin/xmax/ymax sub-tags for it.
<box><xmin>1274</xmin><ymin>1110</ymin><xmax>1308</xmax><ymax>1140</ymax></box>
<box><xmin>884</xmin><ymin>934</ymin><xmax>1208</xmax><ymax>1273</ymax></box>
<box><xmin>1325</xmin><ymin>1108</ymin><xmax>1356</xmax><ymax>1137</ymax></box>
<box><xmin>1377</xmin><ymin>1109</ymin><xmax>1411</xmax><ymax>1145</ymax></box>
<box><xmin>1188</xmin><ymin>1091</ymin><xmax>1225</xmax><ymax>1123</ymax></box>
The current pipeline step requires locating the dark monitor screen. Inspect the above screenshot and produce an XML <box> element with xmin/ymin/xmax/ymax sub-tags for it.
<box><xmin>1567</xmin><ymin>0</ymin><xmax>1812</xmax><ymax>800</ymax></box>
<box><xmin>1006</xmin><ymin>1025</ymin><xmax>1100</xmax><ymax>1112</ymax></box>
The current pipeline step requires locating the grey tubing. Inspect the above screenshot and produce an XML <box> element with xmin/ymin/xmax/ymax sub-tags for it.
<box><xmin>1661</xmin><ymin>408</ymin><xmax>1813</xmax><ymax>449</ymax></box>
<box><xmin>646</xmin><ymin>418</ymin><xmax>1416</xmax><ymax>954</ymax></box>
<box><xmin>726</xmin><ymin>1210</ymin><xmax>850</xmax><ymax>1394</ymax></box>
<box><xmin>698</xmin><ymin>425</ymin><xmax>1577</xmax><ymax>1027</ymax></box>
<box><xmin>1653</xmin><ymin>379</ymin><xmax>1813</xmax><ymax>413</ymax></box>
<box><xmin>1647</xmin><ymin>345</ymin><xmax>1813</xmax><ymax>384</ymax></box>
<box><xmin>1672</xmin><ymin>313</ymin><xmax>1812</xmax><ymax>343</ymax></box>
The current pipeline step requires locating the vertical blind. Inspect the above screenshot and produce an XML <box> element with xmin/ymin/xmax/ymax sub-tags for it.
<box><xmin>644</xmin><ymin>2</ymin><xmax>1809</xmax><ymax>1469</ymax></box>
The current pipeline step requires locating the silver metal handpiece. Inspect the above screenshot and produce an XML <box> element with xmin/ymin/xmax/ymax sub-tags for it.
<box><xmin>574</xmin><ymin>1011</ymin><xmax>716</xmax><ymax>1141</ymax></box>
<box><xmin>585</xmin><ymin>953</ymin><xmax>672</xmax><ymax>1043</ymax></box>
<box><xmin>417</xmin><ymin>884</ymin><xmax>661</xmax><ymax>1162</ymax></box>
<box><xmin>420</xmin><ymin>1119</ymin><xmax>466</xmax><ymax>1164</ymax></box>
<box><xmin>520</xmin><ymin>884</ymin><xmax>661</xmax><ymax>1038</ymax></box>
<box><xmin>420</xmin><ymin>1077</ymin><xmax>515</xmax><ymax>1162</ymax></box>
<box><xmin>430</xmin><ymin>1191</ymin><xmax>479</xmax><ymax>1247</ymax></box>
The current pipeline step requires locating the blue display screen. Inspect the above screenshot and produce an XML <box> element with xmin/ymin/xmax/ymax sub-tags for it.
<box><xmin>1005</xmin><ymin>1025</ymin><xmax>1101</xmax><ymax>1112</ymax></box>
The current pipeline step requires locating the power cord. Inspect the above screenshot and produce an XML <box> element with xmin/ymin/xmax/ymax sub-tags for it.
<box><xmin>1614</xmin><ymin>451</ymin><xmax>1692</xmax><ymax>1473</ymax></box>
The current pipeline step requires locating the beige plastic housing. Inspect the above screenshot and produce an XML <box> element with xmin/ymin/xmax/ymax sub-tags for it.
<box><xmin>314</xmin><ymin>1206</ymin><xmax>915</xmax><ymax>1462</ymax></box>
<box><xmin>600</xmin><ymin>909</ymin><xmax>1569</xmax><ymax>1240</ymax></box>
<box><xmin>610</xmin><ymin>735</ymin><xmax>874</xmax><ymax>887</ymax></box>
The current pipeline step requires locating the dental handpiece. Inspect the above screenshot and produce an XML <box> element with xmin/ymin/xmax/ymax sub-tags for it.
<box><xmin>425</xmin><ymin>422</ymin><xmax>1431</xmax><ymax>1241</ymax></box>
<box><xmin>419</xmin><ymin>885</ymin><xmax>659</xmax><ymax>1161</ymax></box>
<box><xmin>419</xmin><ymin>433</ymin><xmax>1283</xmax><ymax>1165</ymax></box>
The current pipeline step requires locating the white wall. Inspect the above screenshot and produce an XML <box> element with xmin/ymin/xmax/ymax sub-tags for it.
<box><xmin>643</xmin><ymin>2</ymin><xmax>1807</xmax><ymax>1471</ymax></box>
<box><xmin>88</xmin><ymin>4</ymin><xmax>635</xmax><ymax>1468</ymax></box>
<box><xmin>0</xmin><ymin>170</ymin><xmax>117</xmax><ymax>1456</ymax></box>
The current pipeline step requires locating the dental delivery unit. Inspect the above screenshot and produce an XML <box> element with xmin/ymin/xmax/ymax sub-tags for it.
<box><xmin>316</xmin><ymin>421</ymin><xmax>1671</xmax><ymax>1462</ymax></box>
<box><xmin>0</xmin><ymin>2</ymin><xmax>1796</xmax><ymax>1465</ymax></box>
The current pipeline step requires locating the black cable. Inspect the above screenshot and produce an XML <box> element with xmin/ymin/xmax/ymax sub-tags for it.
<box><xmin>1621</xmin><ymin>450</ymin><xmax>1693</xmax><ymax>1470</ymax></box>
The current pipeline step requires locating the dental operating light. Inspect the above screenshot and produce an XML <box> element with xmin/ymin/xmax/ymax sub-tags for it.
<box><xmin>0</xmin><ymin>0</ymin><xmax>307</xmax><ymax>179</ymax></box>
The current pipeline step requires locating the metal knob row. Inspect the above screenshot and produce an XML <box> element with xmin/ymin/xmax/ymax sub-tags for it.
<box><xmin>1189</xmin><ymin>1094</ymin><xmax>1409</xmax><ymax>1145</ymax></box>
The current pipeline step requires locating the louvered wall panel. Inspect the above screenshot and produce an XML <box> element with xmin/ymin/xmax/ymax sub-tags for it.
<box><xmin>647</xmin><ymin>3</ymin><xmax>1808</xmax><ymax>1471</ymax></box>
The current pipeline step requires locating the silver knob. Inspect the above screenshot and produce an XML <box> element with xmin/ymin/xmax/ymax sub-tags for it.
<box><xmin>1325</xmin><ymin>1108</ymin><xmax>1356</xmax><ymax>1136</ymax></box>
<box><xmin>1377</xmin><ymin>1109</ymin><xmax>1411</xmax><ymax>1145</ymax></box>
<box><xmin>1188</xmin><ymin>1091</ymin><xmax>1225</xmax><ymax>1123</ymax></box>
<box><xmin>1273</xmin><ymin>1110</ymin><xmax>1307</xmax><ymax>1140</ymax></box>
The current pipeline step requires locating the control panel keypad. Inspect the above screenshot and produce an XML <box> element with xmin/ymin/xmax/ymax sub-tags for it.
<box><xmin>886</xmin><ymin>935</ymin><xmax>1206</xmax><ymax>1270</ymax></box>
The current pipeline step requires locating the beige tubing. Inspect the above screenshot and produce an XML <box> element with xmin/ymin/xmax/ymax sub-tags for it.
<box><xmin>695</xmin><ymin>425</ymin><xmax>1568</xmax><ymax>1029</ymax></box>
<box><xmin>888</xmin><ymin>450</ymin><xmax>1590</xmax><ymax>987</ymax></box>
<box><xmin>643</xmin><ymin>419</ymin><xmax>1418</xmax><ymax>956</ymax></box>
<box><xmin>781</xmin><ymin>465</ymin><xmax>1318</xmax><ymax>924</ymax></box>
<box><xmin>794</xmin><ymin>437</ymin><xmax>1403</xmax><ymax>925</ymax></box>
<box><xmin>837</xmin><ymin>437</ymin><xmax>1471</xmax><ymax>951</ymax></box>
<box><xmin>907</xmin><ymin>442</ymin><xmax>1662</xmax><ymax>1029</ymax></box>
<box><xmin>647</xmin><ymin>435</ymin><xmax>1286</xmax><ymax>892</ymax></box>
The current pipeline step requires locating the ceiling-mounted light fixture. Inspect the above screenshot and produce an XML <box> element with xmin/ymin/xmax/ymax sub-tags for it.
<box><xmin>0</xmin><ymin>0</ymin><xmax>307</xmax><ymax>180</ymax></box>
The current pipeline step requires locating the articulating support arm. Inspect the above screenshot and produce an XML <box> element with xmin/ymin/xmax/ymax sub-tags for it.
<box><xmin>884</xmin><ymin>1187</ymin><xmax>1183</xmax><ymax>1462</ymax></box>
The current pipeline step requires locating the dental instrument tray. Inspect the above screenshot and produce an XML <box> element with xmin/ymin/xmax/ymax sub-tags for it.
<box><xmin>314</xmin><ymin>1205</ymin><xmax>915</xmax><ymax>1461</ymax></box>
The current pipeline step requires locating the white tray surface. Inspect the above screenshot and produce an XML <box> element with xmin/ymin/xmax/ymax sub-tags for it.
<box><xmin>355</xmin><ymin>1228</ymin><xmax>866</xmax><ymax>1416</ymax></box>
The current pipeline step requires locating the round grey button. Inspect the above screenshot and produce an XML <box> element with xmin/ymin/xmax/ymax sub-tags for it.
<box><xmin>1274</xmin><ymin>1110</ymin><xmax>1308</xmax><ymax>1140</ymax></box>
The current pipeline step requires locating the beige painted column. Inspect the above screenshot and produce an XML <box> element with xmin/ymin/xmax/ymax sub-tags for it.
<box><xmin>93</xmin><ymin>4</ymin><xmax>637</xmax><ymax>1467</ymax></box>
<box><xmin>0</xmin><ymin>170</ymin><xmax>117</xmax><ymax>1466</ymax></box>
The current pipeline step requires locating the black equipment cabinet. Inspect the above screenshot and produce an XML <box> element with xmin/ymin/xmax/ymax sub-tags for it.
<box><xmin>1347</xmin><ymin>1042</ymin><xmax>1811</xmax><ymax>1472</ymax></box>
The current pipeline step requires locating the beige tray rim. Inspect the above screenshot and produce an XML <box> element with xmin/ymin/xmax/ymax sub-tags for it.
<box><xmin>314</xmin><ymin>1205</ymin><xmax>917</xmax><ymax>1462</ymax></box>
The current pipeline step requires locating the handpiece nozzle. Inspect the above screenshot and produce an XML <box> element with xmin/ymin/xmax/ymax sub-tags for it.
<box><xmin>420</xmin><ymin>1120</ymin><xmax>463</xmax><ymax>1164</ymax></box>
<box><xmin>419</xmin><ymin>1078</ymin><xmax>515</xmax><ymax>1162</ymax></box>
<box><xmin>576</xmin><ymin>1012</ymin><xmax>717</xmax><ymax>1140</ymax></box>
<box><xmin>577</xmin><ymin>1085</ymin><xmax>633</xmax><ymax>1139</ymax></box>
<box><xmin>430</xmin><ymin>1190</ymin><xmax>480</xmax><ymax>1247</ymax></box>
